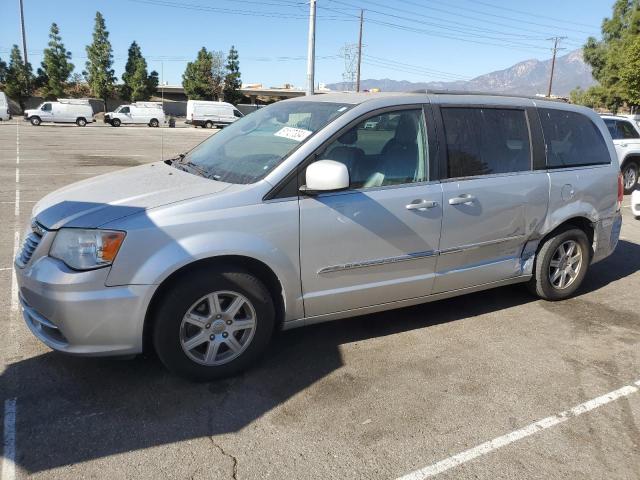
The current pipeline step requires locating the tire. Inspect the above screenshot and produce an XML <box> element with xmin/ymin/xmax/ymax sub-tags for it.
<box><xmin>153</xmin><ymin>267</ymin><xmax>275</xmax><ymax>380</ymax></box>
<box><xmin>149</xmin><ymin>118</ymin><xmax>159</xmax><ymax>128</ymax></box>
<box><xmin>204</xmin><ymin>121</ymin><xmax>214</xmax><ymax>129</ymax></box>
<box><xmin>528</xmin><ymin>227</ymin><xmax>590</xmax><ymax>301</ymax></box>
<box><xmin>30</xmin><ymin>116</ymin><xmax>41</xmax><ymax>126</ymax></box>
<box><xmin>111</xmin><ymin>118</ymin><xmax>121</xmax><ymax>127</ymax></box>
<box><xmin>622</xmin><ymin>161</ymin><xmax>638</xmax><ymax>194</ymax></box>
<box><xmin>76</xmin><ymin>117</ymin><xmax>87</xmax><ymax>127</ymax></box>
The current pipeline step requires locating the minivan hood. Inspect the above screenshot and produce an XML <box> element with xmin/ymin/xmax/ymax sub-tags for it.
<box><xmin>34</xmin><ymin>162</ymin><xmax>231</xmax><ymax>229</ymax></box>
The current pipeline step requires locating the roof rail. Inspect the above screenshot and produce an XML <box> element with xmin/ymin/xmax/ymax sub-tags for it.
<box><xmin>411</xmin><ymin>89</ymin><xmax>568</xmax><ymax>102</ymax></box>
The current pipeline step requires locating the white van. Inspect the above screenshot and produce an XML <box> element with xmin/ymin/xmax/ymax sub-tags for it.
<box><xmin>24</xmin><ymin>99</ymin><xmax>94</xmax><ymax>127</ymax></box>
<box><xmin>105</xmin><ymin>102</ymin><xmax>165</xmax><ymax>127</ymax></box>
<box><xmin>0</xmin><ymin>92</ymin><xmax>11</xmax><ymax>121</ymax></box>
<box><xmin>186</xmin><ymin>100</ymin><xmax>243</xmax><ymax>128</ymax></box>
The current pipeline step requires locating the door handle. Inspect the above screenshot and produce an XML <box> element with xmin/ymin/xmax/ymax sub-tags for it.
<box><xmin>406</xmin><ymin>199</ymin><xmax>439</xmax><ymax>211</ymax></box>
<box><xmin>448</xmin><ymin>194</ymin><xmax>476</xmax><ymax>206</ymax></box>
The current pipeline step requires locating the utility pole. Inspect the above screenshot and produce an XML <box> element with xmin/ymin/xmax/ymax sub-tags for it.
<box><xmin>546</xmin><ymin>36</ymin><xmax>566</xmax><ymax>98</ymax></box>
<box><xmin>18</xmin><ymin>0</ymin><xmax>28</xmax><ymax>65</ymax></box>
<box><xmin>306</xmin><ymin>0</ymin><xmax>317</xmax><ymax>96</ymax></box>
<box><xmin>356</xmin><ymin>9</ymin><xmax>364</xmax><ymax>92</ymax></box>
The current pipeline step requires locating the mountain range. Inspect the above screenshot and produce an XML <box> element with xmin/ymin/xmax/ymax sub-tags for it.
<box><xmin>326</xmin><ymin>50</ymin><xmax>595</xmax><ymax>97</ymax></box>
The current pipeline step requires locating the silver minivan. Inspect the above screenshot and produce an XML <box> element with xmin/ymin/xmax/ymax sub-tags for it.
<box><xmin>15</xmin><ymin>93</ymin><xmax>623</xmax><ymax>379</ymax></box>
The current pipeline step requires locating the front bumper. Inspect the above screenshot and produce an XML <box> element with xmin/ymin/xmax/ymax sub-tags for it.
<box><xmin>592</xmin><ymin>211</ymin><xmax>622</xmax><ymax>264</ymax></box>
<box><xmin>15</xmin><ymin>253</ymin><xmax>154</xmax><ymax>356</ymax></box>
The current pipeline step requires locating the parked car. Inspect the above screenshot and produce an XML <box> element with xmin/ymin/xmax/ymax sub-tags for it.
<box><xmin>602</xmin><ymin>114</ymin><xmax>640</xmax><ymax>193</ymax></box>
<box><xmin>105</xmin><ymin>102</ymin><xmax>165</xmax><ymax>127</ymax></box>
<box><xmin>632</xmin><ymin>189</ymin><xmax>640</xmax><ymax>218</ymax></box>
<box><xmin>15</xmin><ymin>93</ymin><xmax>622</xmax><ymax>380</ymax></box>
<box><xmin>0</xmin><ymin>92</ymin><xmax>11</xmax><ymax>121</ymax></box>
<box><xmin>24</xmin><ymin>98</ymin><xmax>94</xmax><ymax>127</ymax></box>
<box><xmin>185</xmin><ymin>100</ymin><xmax>243</xmax><ymax>128</ymax></box>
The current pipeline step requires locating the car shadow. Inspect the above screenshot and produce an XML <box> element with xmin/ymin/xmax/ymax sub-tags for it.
<box><xmin>2</xmin><ymin>240</ymin><xmax>639</xmax><ymax>474</ymax></box>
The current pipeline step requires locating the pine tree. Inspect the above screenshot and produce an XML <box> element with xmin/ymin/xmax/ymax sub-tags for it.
<box><xmin>223</xmin><ymin>45</ymin><xmax>243</xmax><ymax>105</ymax></box>
<box><xmin>39</xmin><ymin>23</ymin><xmax>74</xmax><ymax>99</ymax></box>
<box><xmin>0</xmin><ymin>56</ymin><xmax>7</xmax><ymax>85</ymax></box>
<box><xmin>84</xmin><ymin>11</ymin><xmax>116</xmax><ymax>110</ymax></box>
<box><xmin>5</xmin><ymin>45</ymin><xmax>34</xmax><ymax>108</ymax></box>
<box><xmin>182</xmin><ymin>47</ymin><xmax>216</xmax><ymax>100</ymax></box>
<box><xmin>121</xmin><ymin>41</ymin><xmax>158</xmax><ymax>102</ymax></box>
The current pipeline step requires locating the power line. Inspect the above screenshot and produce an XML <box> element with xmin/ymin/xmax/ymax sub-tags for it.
<box><xmin>458</xmin><ymin>0</ymin><xmax>597</xmax><ymax>29</ymax></box>
<box><xmin>327</xmin><ymin>0</ymin><xmax>554</xmax><ymax>50</ymax></box>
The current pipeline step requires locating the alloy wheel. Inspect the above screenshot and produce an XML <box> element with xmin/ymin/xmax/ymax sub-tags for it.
<box><xmin>548</xmin><ymin>240</ymin><xmax>583</xmax><ymax>290</ymax></box>
<box><xmin>179</xmin><ymin>290</ymin><xmax>257</xmax><ymax>366</ymax></box>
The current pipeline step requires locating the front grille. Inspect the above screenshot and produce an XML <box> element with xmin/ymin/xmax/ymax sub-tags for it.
<box><xmin>16</xmin><ymin>229</ymin><xmax>43</xmax><ymax>268</ymax></box>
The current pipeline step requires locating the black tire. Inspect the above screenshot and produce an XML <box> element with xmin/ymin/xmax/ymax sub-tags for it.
<box><xmin>111</xmin><ymin>118</ymin><xmax>121</xmax><ymax>127</ymax></box>
<box><xmin>622</xmin><ymin>161</ymin><xmax>638</xmax><ymax>194</ymax></box>
<box><xmin>204</xmin><ymin>121</ymin><xmax>213</xmax><ymax>129</ymax></box>
<box><xmin>76</xmin><ymin>117</ymin><xmax>87</xmax><ymax>127</ymax></box>
<box><xmin>30</xmin><ymin>116</ymin><xmax>41</xmax><ymax>126</ymax></box>
<box><xmin>528</xmin><ymin>227</ymin><xmax>590</xmax><ymax>301</ymax></box>
<box><xmin>149</xmin><ymin>118</ymin><xmax>159</xmax><ymax>128</ymax></box>
<box><xmin>153</xmin><ymin>267</ymin><xmax>275</xmax><ymax>380</ymax></box>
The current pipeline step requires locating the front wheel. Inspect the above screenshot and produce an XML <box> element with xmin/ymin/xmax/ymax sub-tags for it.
<box><xmin>153</xmin><ymin>267</ymin><xmax>275</xmax><ymax>380</ymax></box>
<box><xmin>30</xmin><ymin>116</ymin><xmax>41</xmax><ymax>126</ymax></box>
<box><xmin>528</xmin><ymin>227</ymin><xmax>590</xmax><ymax>301</ymax></box>
<box><xmin>622</xmin><ymin>161</ymin><xmax>638</xmax><ymax>194</ymax></box>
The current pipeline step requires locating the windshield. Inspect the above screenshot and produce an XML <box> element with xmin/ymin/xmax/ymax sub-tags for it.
<box><xmin>180</xmin><ymin>101</ymin><xmax>353</xmax><ymax>184</ymax></box>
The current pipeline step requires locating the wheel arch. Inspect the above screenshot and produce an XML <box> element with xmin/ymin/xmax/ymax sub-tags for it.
<box><xmin>537</xmin><ymin>216</ymin><xmax>595</xmax><ymax>257</ymax></box>
<box><xmin>142</xmin><ymin>255</ymin><xmax>286</xmax><ymax>354</ymax></box>
<box><xmin>620</xmin><ymin>153</ymin><xmax>640</xmax><ymax>169</ymax></box>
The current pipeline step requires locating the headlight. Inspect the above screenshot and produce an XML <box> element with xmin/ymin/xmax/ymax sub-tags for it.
<box><xmin>50</xmin><ymin>229</ymin><xmax>126</xmax><ymax>270</ymax></box>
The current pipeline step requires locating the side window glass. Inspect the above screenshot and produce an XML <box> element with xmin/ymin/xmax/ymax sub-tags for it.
<box><xmin>42</xmin><ymin>103</ymin><xmax>52</xmax><ymax>111</ymax></box>
<box><xmin>539</xmin><ymin>109</ymin><xmax>610</xmax><ymax>167</ymax></box>
<box><xmin>604</xmin><ymin>120</ymin><xmax>619</xmax><ymax>139</ymax></box>
<box><xmin>617</xmin><ymin>121</ymin><xmax>640</xmax><ymax>139</ymax></box>
<box><xmin>442</xmin><ymin>107</ymin><xmax>531</xmax><ymax>178</ymax></box>
<box><xmin>120</xmin><ymin>107</ymin><xmax>130</xmax><ymax>114</ymax></box>
<box><xmin>233</xmin><ymin>109</ymin><xmax>243</xmax><ymax>118</ymax></box>
<box><xmin>318</xmin><ymin>109</ymin><xmax>427</xmax><ymax>189</ymax></box>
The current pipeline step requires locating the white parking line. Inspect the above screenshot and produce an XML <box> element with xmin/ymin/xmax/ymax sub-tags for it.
<box><xmin>396</xmin><ymin>380</ymin><xmax>640</xmax><ymax>479</ymax></box>
<box><xmin>1</xmin><ymin>398</ymin><xmax>17</xmax><ymax>480</ymax></box>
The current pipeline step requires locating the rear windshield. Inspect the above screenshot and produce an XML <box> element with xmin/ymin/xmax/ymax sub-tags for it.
<box><xmin>181</xmin><ymin>101</ymin><xmax>352</xmax><ymax>184</ymax></box>
<box><xmin>539</xmin><ymin>109</ymin><xmax>610</xmax><ymax>168</ymax></box>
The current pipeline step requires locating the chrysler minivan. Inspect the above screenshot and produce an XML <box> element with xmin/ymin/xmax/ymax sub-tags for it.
<box><xmin>15</xmin><ymin>92</ymin><xmax>622</xmax><ymax>379</ymax></box>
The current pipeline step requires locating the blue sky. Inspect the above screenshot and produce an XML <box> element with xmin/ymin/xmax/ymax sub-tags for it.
<box><xmin>0</xmin><ymin>0</ymin><xmax>613</xmax><ymax>88</ymax></box>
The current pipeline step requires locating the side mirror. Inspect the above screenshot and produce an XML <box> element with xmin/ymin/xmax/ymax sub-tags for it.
<box><xmin>301</xmin><ymin>160</ymin><xmax>350</xmax><ymax>194</ymax></box>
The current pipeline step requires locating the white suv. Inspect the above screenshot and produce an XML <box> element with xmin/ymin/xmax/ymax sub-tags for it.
<box><xmin>602</xmin><ymin>115</ymin><xmax>640</xmax><ymax>193</ymax></box>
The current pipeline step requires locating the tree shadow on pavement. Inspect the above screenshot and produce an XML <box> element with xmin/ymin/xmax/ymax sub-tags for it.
<box><xmin>2</xmin><ymin>240</ymin><xmax>639</xmax><ymax>473</ymax></box>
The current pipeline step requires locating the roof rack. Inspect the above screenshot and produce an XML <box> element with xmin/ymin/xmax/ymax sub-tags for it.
<box><xmin>410</xmin><ymin>89</ymin><xmax>568</xmax><ymax>102</ymax></box>
<box><xmin>58</xmin><ymin>98</ymin><xmax>91</xmax><ymax>105</ymax></box>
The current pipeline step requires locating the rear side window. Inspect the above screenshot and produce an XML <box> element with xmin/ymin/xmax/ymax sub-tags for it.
<box><xmin>539</xmin><ymin>109</ymin><xmax>610</xmax><ymax>168</ymax></box>
<box><xmin>616</xmin><ymin>120</ymin><xmax>639</xmax><ymax>139</ymax></box>
<box><xmin>442</xmin><ymin>107</ymin><xmax>532</xmax><ymax>178</ymax></box>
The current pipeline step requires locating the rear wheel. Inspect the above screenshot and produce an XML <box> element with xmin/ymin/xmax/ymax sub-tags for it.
<box><xmin>528</xmin><ymin>227</ymin><xmax>590</xmax><ymax>300</ymax></box>
<box><xmin>149</xmin><ymin>118</ymin><xmax>159</xmax><ymax>128</ymax></box>
<box><xmin>76</xmin><ymin>117</ymin><xmax>87</xmax><ymax>127</ymax></box>
<box><xmin>30</xmin><ymin>116</ymin><xmax>41</xmax><ymax>126</ymax></box>
<box><xmin>622</xmin><ymin>161</ymin><xmax>638</xmax><ymax>194</ymax></box>
<box><xmin>204</xmin><ymin>121</ymin><xmax>213</xmax><ymax>129</ymax></box>
<box><xmin>111</xmin><ymin>118</ymin><xmax>121</xmax><ymax>127</ymax></box>
<box><xmin>153</xmin><ymin>267</ymin><xmax>275</xmax><ymax>380</ymax></box>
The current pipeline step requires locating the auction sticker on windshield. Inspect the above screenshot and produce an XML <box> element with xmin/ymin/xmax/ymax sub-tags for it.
<box><xmin>274</xmin><ymin>126</ymin><xmax>313</xmax><ymax>142</ymax></box>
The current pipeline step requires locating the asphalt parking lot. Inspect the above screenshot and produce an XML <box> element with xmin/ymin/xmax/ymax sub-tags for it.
<box><xmin>1</xmin><ymin>119</ymin><xmax>640</xmax><ymax>480</ymax></box>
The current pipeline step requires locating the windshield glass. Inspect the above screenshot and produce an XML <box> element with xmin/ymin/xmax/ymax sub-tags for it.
<box><xmin>180</xmin><ymin>101</ymin><xmax>353</xmax><ymax>184</ymax></box>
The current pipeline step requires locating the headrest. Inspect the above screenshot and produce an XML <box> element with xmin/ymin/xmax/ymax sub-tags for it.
<box><xmin>395</xmin><ymin>114</ymin><xmax>418</xmax><ymax>145</ymax></box>
<box><xmin>338</xmin><ymin>128</ymin><xmax>358</xmax><ymax>145</ymax></box>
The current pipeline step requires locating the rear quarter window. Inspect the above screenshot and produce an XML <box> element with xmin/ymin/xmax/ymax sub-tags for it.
<box><xmin>539</xmin><ymin>108</ymin><xmax>610</xmax><ymax>168</ymax></box>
